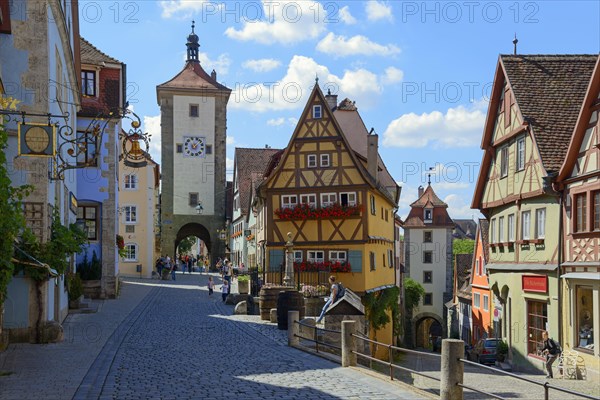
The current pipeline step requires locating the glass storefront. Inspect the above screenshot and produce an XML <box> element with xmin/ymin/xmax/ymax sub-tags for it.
<box><xmin>527</xmin><ymin>300</ymin><xmax>548</xmax><ymax>355</ymax></box>
<box><xmin>576</xmin><ymin>285</ymin><xmax>594</xmax><ymax>351</ymax></box>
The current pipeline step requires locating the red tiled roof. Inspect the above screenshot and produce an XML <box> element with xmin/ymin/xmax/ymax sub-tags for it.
<box><xmin>501</xmin><ymin>54</ymin><xmax>598</xmax><ymax>172</ymax></box>
<box><xmin>403</xmin><ymin>185</ymin><xmax>454</xmax><ymax>227</ymax></box>
<box><xmin>478</xmin><ymin>219</ymin><xmax>490</xmax><ymax>264</ymax></box>
<box><xmin>157</xmin><ymin>61</ymin><xmax>230</xmax><ymax>92</ymax></box>
<box><xmin>410</xmin><ymin>185</ymin><xmax>446</xmax><ymax>207</ymax></box>
<box><xmin>80</xmin><ymin>37</ymin><xmax>121</xmax><ymax>65</ymax></box>
<box><xmin>234</xmin><ymin>148</ymin><xmax>281</xmax><ymax>216</ymax></box>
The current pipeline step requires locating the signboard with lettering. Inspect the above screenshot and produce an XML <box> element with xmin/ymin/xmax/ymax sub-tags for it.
<box><xmin>522</xmin><ymin>275</ymin><xmax>548</xmax><ymax>293</ymax></box>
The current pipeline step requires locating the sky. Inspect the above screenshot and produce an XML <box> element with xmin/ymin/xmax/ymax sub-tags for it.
<box><xmin>79</xmin><ymin>0</ymin><xmax>600</xmax><ymax>221</ymax></box>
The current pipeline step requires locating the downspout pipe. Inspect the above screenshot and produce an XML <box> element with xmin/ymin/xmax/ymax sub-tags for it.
<box><xmin>548</xmin><ymin>173</ymin><xmax>563</xmax><ymax>345</ymax></box>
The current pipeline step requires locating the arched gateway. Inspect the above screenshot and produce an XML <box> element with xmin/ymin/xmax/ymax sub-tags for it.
<box><xmin>157</xmin><ymin>23</ymin><xmax>232</xmax><ymax>265</ymax></box>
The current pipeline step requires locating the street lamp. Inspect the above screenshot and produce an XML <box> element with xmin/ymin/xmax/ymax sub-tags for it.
<box><xmin>195</xmin><ymin>201</ymin><xmax>203</xmax><ymax>214</ymax></box>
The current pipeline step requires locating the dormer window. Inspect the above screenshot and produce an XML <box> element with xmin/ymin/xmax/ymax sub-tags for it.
<box><xmin>424</xmin><ymin>208</ymin><xmax>433</xmax><ymax>223</ymax></box>
<box><xmin>313</xmin><ymin>105</ymin><xmax>322</xmax><ymax>119</ymax></box>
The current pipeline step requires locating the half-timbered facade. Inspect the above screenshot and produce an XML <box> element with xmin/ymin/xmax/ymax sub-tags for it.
<box><xmin>557</xmin><ymin>56</ymin><xmax>600</xmax><ymax>374</ymax></box>
<box><xmin>258</xmin><ymin>84</ymin><xmax>400</xmax><ymax>351</ymax></box>
<box><xmin>472</xmin><ymin>54</ymin><xmax>597</xmax><ymax>371</ymax></box>
<box><xmin>471</xmin><ymin>219</ymin><xmax>492</xmax><ymax>344</ymax></box>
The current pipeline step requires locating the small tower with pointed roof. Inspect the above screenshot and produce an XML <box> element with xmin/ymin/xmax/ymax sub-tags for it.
<box><xmin>157</xmin><ymin>24</ymin><xmax>232</xmax><ymax>263</ymax></box>
<box><xmin>403</xmin><ymin>183</ymin><xmax>454</xmax><ymax>348</ymax></box>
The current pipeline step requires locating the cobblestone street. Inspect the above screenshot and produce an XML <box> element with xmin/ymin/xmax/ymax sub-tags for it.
<box><xmin>0</xmin><ymin>274</ymin><xmax>425</xmax><ymax>400</ymax></box>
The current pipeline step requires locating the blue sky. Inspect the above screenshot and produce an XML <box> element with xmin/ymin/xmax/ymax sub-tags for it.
<box><xmin>79</xmin><ymin>0</ymin><xmax>599</xmax><ymax>220</ymax></box>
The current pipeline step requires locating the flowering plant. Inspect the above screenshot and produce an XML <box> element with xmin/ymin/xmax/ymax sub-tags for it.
<box><xmin>116</xmin><ymin>234</ymin><xmax>127</xmax><ymax>258</ymax></box>
<box><xmin>293</xmin><ymin>260</ymin><xmax>351</xmax><ymax>273</ymax></box>
<box><xmin>274</xmin><ymin>203</ymin><xmax>362</xmax><ymax>220</ymax></box>
<box><xmin>300</xmin><ymin>284</ymin><xmax>329</xmax><ymax>298</ymax></box>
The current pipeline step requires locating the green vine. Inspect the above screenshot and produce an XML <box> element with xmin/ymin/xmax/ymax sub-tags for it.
<box><xmin>363</xmin><ymin>286</ymin><xmax>400</xmax><ymax>332</ymax></box>
<box><xmin>0</xmin><ymin>103</ymin><xmax>31</xmax><ymax>305</ymax></box>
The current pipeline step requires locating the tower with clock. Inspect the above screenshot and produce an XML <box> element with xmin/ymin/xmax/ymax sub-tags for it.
<box><xmin>157</xmin><ymin>22</ymin><xmax>231</xmax><ymax>261</ymax></box>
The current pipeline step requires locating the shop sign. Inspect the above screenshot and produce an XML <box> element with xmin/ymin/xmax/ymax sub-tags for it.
<box><xmin>522</xmin><ymin>275</ymin><xmax>548</xmax><ymax>293</ymax></box>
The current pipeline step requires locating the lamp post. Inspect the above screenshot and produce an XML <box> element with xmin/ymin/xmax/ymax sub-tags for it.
<box><xmin>283</xmin><ymin>232</ymin><xmax>294</xmax><ymax>287</ymax></box>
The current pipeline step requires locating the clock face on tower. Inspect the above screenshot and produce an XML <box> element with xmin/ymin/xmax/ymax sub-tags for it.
<box><xmin>183</xmin><ymin>136</ymin><xmax>205</xmax><ymax>157</ymax></box>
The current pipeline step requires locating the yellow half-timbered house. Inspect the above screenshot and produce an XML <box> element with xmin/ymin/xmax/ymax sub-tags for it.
<box><xmin>258</xmin><ymin>83</ymin><xmax>400</xmax><ymax>351</ymax></box>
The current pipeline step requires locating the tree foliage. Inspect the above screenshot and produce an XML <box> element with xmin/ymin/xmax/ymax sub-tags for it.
<box><xmin>0</xmin><ymin>101</ymin><xmax>31</xmax><ymax>303</ymax></box>
<box><xmin>177</xmin><ymin>236</ymin><xmax>196</xmax><ymax>255</ymax></box>
<box><xmin>453</xmin><ymin>239</ymin><xmax>475</xmax><ymax>255</ymax></box>
<box><xmin>404</xmin><ymin>277</ymin><xmax>425</xmax><ymax>313</ymax></box>
<box><xmin>363</xmin><ymin>286</ymin><xmax>400</xmax><ymax>332</ymax></box>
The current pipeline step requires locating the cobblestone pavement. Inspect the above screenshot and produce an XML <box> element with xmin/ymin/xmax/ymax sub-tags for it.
<box><xmin>1</xmin><ymin>273</ymin><xmax>426</xmax><ymax>400</ymax></box>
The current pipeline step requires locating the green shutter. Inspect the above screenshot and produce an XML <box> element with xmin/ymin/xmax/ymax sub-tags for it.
<box><xmin>348</xmin><ymin>250</ymin><xmax>362</xmax><ymax>273</ymax></box>
<box><xmin>268</xmin><ymin>249</ymin><xmax>284</xmax><ymax>272</ymax></box>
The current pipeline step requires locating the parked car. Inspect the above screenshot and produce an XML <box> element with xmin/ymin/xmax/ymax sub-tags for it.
<box><xmin>469</xmin><ymin>339</ymin><xmax>499</xmax><ymax>364</ymax></box>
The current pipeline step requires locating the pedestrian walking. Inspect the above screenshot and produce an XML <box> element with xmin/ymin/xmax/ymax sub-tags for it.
<box><xmin>221</xmin><ymin>280</ymin><xmax>229</xmax><ymax>302</ymax></box>
<box><xmin>171</xmin><ymin>258</ymin><xmax>177</xmax><ymax>281</ymax></box>
<box><xmin>222</xmin><ymin>261</ymin><xmax>233</xmax><ymax>287</ymax></box>
<box><xmin>187</xmin><ymin>256</ymin><xmax>193</xmax><ymax>274</ymax></box>
<box><xmin>207</xmin><ymin>276</ymin><xmax>214</xmax><ymax>295</ymax></box>
<box><xmin>541</xmin><ymin>331</ymin><xmax>561</xmax><ymax>378</ymax></box>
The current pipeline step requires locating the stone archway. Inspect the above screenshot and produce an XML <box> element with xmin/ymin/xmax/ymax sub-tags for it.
<box><xmin>173</xmin><ymin>223</ymin><xmax>213</xmax><ymax>270</ymax></box>
<box><xmin>412</xmin><ymin>312</ymin><xmax>444</xmax><ymax>349</ymax></box>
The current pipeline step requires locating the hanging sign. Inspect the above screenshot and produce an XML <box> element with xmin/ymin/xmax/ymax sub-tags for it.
<box><xmin>18</xmin><ymin>123</ymin><xmax>56</xmax><ymax>157</ymax></box>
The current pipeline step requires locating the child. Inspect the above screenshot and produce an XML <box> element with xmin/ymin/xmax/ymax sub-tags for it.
<box><xmin>221</xmin><ymin>280</ymin><xmax>229</xmax><ymax>302</ymax></box>
<box><xmin>208</xmin><ymin>276</ymin><xmax>214</xmax><ymax>295</ymax></box>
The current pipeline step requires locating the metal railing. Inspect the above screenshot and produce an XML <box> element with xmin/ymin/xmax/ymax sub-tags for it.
<box><xmin>458</xmin><ymin>358</ymin><xmax>597</xmax><ymax>400</ymax></box>
<box><xmin>288</xmin><ymin>314</ymin><xmax>596</xmax><ymax>400</ymax></box>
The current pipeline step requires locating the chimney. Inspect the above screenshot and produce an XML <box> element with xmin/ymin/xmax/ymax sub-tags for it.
<box><xmin>418</xmin><ymin>185</ymin><xmax>424</xmax><ymax>198</ymax></box>
<box><xmin>211</xmin><ymin>69</ymin><xmax>217</xmax><ymax>80</ymax></box>
<box><xmin>367</xmin><ymin>130</ymin><xmax>378</xmax><ymax>182</ymax></box>
<box><xmin>325</xmin><ymin>88</ymin><xmax>338</xmax><ymax>111</ymax></box>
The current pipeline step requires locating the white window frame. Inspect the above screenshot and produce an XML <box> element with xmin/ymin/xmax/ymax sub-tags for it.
<box><xmin>516</xmin><ymin>136</ymin><xmax>526</xmax><ymax>171</ymax></box>
<box><xmin>281</xmin><ymin>195</ymin><xmax>297</xmax><ymax>209</ymax></box>
<box><xmin>483</xmin><ymin>294</ymin><xmax>489</xmax><ymax>311</ymax></box>
<box><xmin>475</xmin><ymin>259</ymin><xmax>480</xmax><ymax>276</ymax></box>
<box><xmin>320</xmin><ymin>193</ymin><xmax>336</xmax><ymax>208</ymax></box>
<box><xmin>490</xmin><ymin>218</ymin><xmax>496</xmax><ymax>243</ymax></box>
<box><xmin>482</xmin><ymin>257</ymin><xmax>486</xmax><ymax>275</ymax></box>
<box><xmin>300</xmin><ymin>194</ymin><xmax>317</xmax><ymax>208</ymax></box>
<box><xmin>320</xmin><ymin>153</ymin><xmax>330</xmax><ymax>167</ymax></box>
<box><xmin>340</xmin><ymin>192</ymin><xmax>357</xmax><ymax>207</ymax></box>
<box><xmin>500</xmin><ymin>146</ymin><xmax>509</xmax><ymax>178</ymax></box>
<box><xmin>474</xmin><ymin>292</ymin><xmax>481</xmax><ymax>309</ymax></box>
<box><xmin>424</xmin><ymin>208</ymin><xmax>433</xmax><ymax>223</ymax></box>
<box><xmin>307</xmin><ymin>250</ymin><xmax>324</xmax><ymax>263</ymax></box>
<box><xmin>536</xmin><ymin>208</ymin><xmax>546</xmax><ymax>239</ymax></box>
<box><xmin>307</xmin><ymin>154</ymin><xmax>317</xmax><ymax>168</ymax></box>
<box><xmin>508</xmin><ymin>214</ymin><xmax>515</xmax><ymax>242</ymax></box>
<box><xmin>123</xmin><ymin>243</ymin><xmax>138</xmax><ymax>262</ymax></box>
<box><xmin>329</xmin><ymin>251</ymin><xmax>347</xmax><ymax>262</ymax></box>
<box><xmin>388</xmin><ymin>249</ymin><xmax>393</xmax><ymax>268</ymax></box>
<box><xmin>313</xmin><ymin>105</ymin><xmax>322</xmax><ymax>119</ymax></box>
<box><xmin>521</xmin><ymin>210</ymin><xmax>531</xmax><ymax>240</ymax></box>
<box><xmin>293</xmin><ymin>250</ymin><xmax>303</xmax><ymax>262</ymax></box>
<box><xmin>124</xmin><ymin>205</ymin><xmax>137</xmax><ymax>224</ymax></box>
<box><xmin>498</xmin><ymin>216</ymin><xmax>504</xmax><ymax>243</ymax></box>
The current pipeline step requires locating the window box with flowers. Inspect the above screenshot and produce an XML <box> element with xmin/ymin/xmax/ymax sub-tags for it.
<box><xmin>231</xmin><ymin>231</ymin><xmax>243</xmax><ymax>239</ymax></box>
<box><xmin>275</xmin><ymin>203</ymin><xmax>362</xmax><ymax>220</ymax></box>
<box><xmin>293</xmin><ymin>260</ymin><xmax>351</xmax><ymax>273</ymax></box>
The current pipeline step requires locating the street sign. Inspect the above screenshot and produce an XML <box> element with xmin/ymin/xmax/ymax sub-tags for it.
<box><xmin>493</xmin><ymin>307</ymin><xmax>501</xmax><ymax>322</ymax></box>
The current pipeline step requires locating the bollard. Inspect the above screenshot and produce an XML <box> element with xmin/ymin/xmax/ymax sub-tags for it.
<box><xmin>440</xmin><ymin>339</ymin><xmax>464</xmax><ymax>400</ymax></box>
<box><xmin>288</xmin><ymin>311</ymin><xmax>299</xmax><ymax>347</ymax></box>
<box><xmin>341</xmin><ymin>320</ymin><xmax>356</xmax><ymax>367</ymax></box>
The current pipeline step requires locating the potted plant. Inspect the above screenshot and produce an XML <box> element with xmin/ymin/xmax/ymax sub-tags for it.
<box><xmin>67</xmin><ymin>272</ymin><xmax>84</xmax><ymax>309</ymax></box>
<box><xmin>237</xmin><ymin>275</ymin><xmax>250</xmax><ymax>294</ymax></box>
<box><xmin>496</xmin><ymin>340</ymin><xmax>509</xmax><ymax>362</ymax></box>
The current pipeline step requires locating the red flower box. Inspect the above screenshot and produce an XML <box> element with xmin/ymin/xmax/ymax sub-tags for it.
<box><xmin>293</xmin><ymin>260</ymin><xmax>351</xmax><ymax>273</ymax></box>
<box><xmin>275</xmin><ymin>203</ymin><xmax>362</xmax><ymax>220</ymax></box>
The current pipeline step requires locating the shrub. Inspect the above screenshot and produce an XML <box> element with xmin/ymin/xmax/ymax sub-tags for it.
<box><xmin>78</xmin><ymin>251</ymin><xmax>102</xmax><ymax>280</ymax></box>
<box><xmin>237</xmin><ymin>275</ymin><xmax>249</xmax><ymax>283</ymax></box>
<box><xmin>67</xmin><ymin>273</ymin><xmax>83</xmax><ymax>302</ymax></box>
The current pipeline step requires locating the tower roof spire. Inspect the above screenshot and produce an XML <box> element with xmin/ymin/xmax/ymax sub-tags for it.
<box><xmin>513</xmin><ymin>33</ymin><xmax>518</xmax><ymax>55</ymax></box>
<box><xmin>186</xmin><ymin>20</ymin><xmax>200</xmax><ymax>63</ymax></box>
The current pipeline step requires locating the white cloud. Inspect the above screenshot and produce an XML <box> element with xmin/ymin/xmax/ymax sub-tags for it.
<box><xmin>444</xmin><ymin>194</ymin><xmax>480</xmax><ymax>220</ymax></box>
<box><xmin>366</xmin><ymin>1</ymin><xmax>393</xmax><ymax>22</ymax></box>
<box><xmin>229</xmin><ymin>55</ymin><xmax>382</xmax><ymax>112</ymax></box>
<box><xmin>199</xmin><ymin>52</ymin><xmax>231</xmax><ymax>76</ymax></box>
<box><xmin>225</xmin><ymin>1</ymin><xmax>327</xmax><ymax>45</ymax></box>
<box><xmin>381</xmin><ymin>66</ymin><xmax>404</xmax><ymax>84</ymax></box>
<box><xmin>143</xmin><ymin>115</ymin><xmax>161</xmax><ymax>162</ymax></box>
<box><xmin>160</xmin><ymin>0</ymin><xmax>212</xmax><ymax>19</ymax></box>
<box><xmin>242</xmin><ymin>58</ymin><xmax>282</xmax><ymax>72</ymax></box>
<box><xmin>226</xmin><ymin>157</ymin><xmax>234</xmax><ymax>181</ymax></box>
<box><xmin>382</xmin><ymin>102</ymin><xmax>487</xmax><ymax>148</ymax></box>
<box><xmin>339</xmin><ymin>6</ymin><xmax>357</xmax><ymax>24</ymax></box>
<box><xmin>316</xmin><ymin>33</ymin><xmax>400</xmax><ymax>57</ymax></box>
<box><xmin>226</xmin><ymin>136</ymin><xmax>236</xmax><ymax>145</ymax></box>
<box><xmin>267</xmin><ymin>117</ymin><xmax>297</xmax><ymax>126</ymax></box>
